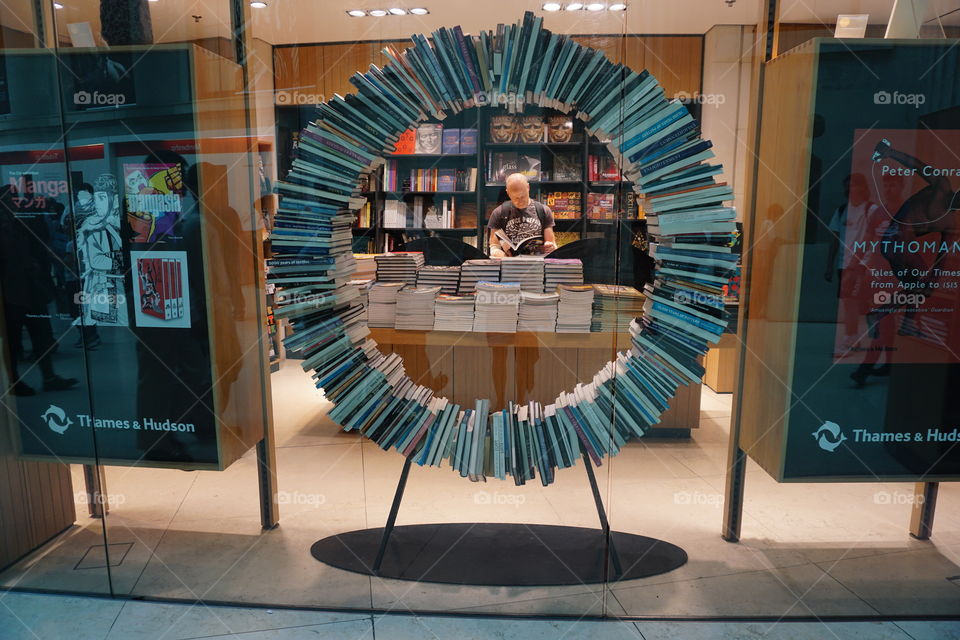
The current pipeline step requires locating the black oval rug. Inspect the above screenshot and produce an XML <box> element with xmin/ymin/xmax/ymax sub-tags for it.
<box><xmin>311</xmin><ymin>523</ymin><xmax>687</xmax><ymax>586</ymax></box>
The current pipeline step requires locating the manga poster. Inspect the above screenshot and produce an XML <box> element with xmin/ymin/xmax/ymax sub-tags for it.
<box><xmin>124</xmin><ymin>162</ymin><xmax>184</xmax><ymax>242</ymax></box>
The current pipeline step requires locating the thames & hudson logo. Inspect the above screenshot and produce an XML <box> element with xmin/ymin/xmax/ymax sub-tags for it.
<box><xmin>42</xmin><ymin>405</ymin><xmax>72</xmax><ymax>435</ymax></box>
<box><xmin>812</xmin><ymin>421</ymin><xmax>846</xmax><ymax>452</ymax></box>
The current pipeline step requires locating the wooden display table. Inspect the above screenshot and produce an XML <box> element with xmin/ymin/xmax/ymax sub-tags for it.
<box><xmin>704</xmin><ymin>332</ymin><xmax>738</xmax><ymax>394</ymax></box>
<box><xmin>371</xmin><ymin>328</ymin><xmax>701</xmax><ymax>434</ymax></box>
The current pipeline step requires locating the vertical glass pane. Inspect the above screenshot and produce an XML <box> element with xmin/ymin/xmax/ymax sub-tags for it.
<box><xmin>0</xmin><ymin>0</ymin><xmax>111</xmax><ymax>595</ymax></box>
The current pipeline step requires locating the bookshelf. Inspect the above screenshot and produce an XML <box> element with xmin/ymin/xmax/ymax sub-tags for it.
<box><xmin>276</xmin><ymin>103</ymin><xmax>648</xmax><ymax>256</ymax></box>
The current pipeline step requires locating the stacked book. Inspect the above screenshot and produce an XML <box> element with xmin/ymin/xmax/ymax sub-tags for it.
<box><xmin>368</xmin><ymin>282</ymin><xmax>405</xmax><ymax>328</ymax></box>
<box><xmin>473</xmin><ymin>281</ymin><xmax>521</xmax><ymax>333</ymax></box>
<box><xmin>591</xmin><ymin>285</ymin><xmax>645</xmax><ymax>332</ymax></box>
<box><xmin>556</xmin><ymin>284</ymin><xmax>595</xmax><ymax>333</ymax></box>
<box><xmin>353</xmin><ymin>253</ymin><xmax>378</xmax><ymax>280</ymax></box>
<box><xmin>416</xmin><ymin>265</ymin><xmax>462</xmax><ymax>295</ymax></box>
<box><xmin>433</xmin><ymin>294</ymin><xmax>476</xmax><ymax>331</ymax></box>
<box><xmin>375</xmin><ymin>252</ymin><xmax>425</xmax><ymax>284</ymax></box>
<box><xmin>271</xmin><ymin>10</ymin><xmax>737</xmax><ymax>487</ymax></box>
<box><xmin>458</xmin><ymin>259</ymin><xmax>501</xmax><ymax>294</ymax></box>
<box><xmin>500</xmin><ymin>256</ymin><xmax>545</xmax><ymax>293</ymax></box>
<box><xmin>395</xmin><ymin>285</ymin><xmax>441</xmax><ymax>330</ymax></box>
<box><xmin>544</xmin><ymin>258</ymin><xmax>584</xmax><ymax>292</ymax></box>
<box><xmin>517</xmin><ymin>291</ymin><xmax>559</xmax><ymax>332</ymax></box>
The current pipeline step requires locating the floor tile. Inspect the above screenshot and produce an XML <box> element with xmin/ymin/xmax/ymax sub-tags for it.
<box><xmin>106</xmin><ymin>600</ymin><xmax>367</xmax><ymax>640</ymax></box>
<box><xmin>374</xmin><ymin>614</ymin><xmax>643</xmax><ymax>639</ymax></box>
<box><xmin>636</xmin><ymin>620</ymin><xmax>912</xmax><ymax>640</ymax></box>
<box><xmin>0</xmin><ymin>592</ymin><xmax>122</xmax><ymax>640</ymax></box>
<box><xmin>187</xmin><ymin>618</ymin><xmax>373</xmax><ymax>639</ymax></box>
<box><xmin>891</xmin><ymin>620</ymin><xmax>960</xmax><ymax>640</ymax></box>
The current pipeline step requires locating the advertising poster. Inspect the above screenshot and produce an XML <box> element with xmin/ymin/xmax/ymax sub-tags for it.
<box><xmin>131</xmin><ymin>250</ymin><xmax>191</xmax><ymax>328</ymax></box>
<box><xmin>833</xmin><ymin>129</ymin><xmax>960</xmax><ymax>366</ymax></box>
<box><xmin>124</xmin><ymin>162</ymin><xmax>184</xmax><ymax>242</ymax></box>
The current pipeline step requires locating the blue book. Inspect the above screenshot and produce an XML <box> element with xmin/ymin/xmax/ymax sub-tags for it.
<box><xmin>459</xmin><ymin>128</ymin><xmax>478</xmax><ymax>154</ymax></box>
<box><xmin>442</xmin><ymin>128</ymin><xmax>460</xmax><ymax>154</ymax></box>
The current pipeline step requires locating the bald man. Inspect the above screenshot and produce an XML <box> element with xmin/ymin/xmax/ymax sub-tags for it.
<box><xmin>487</xmin><ymin>173</ymin><xmax>557</xmax><ymax>257</ymax></box>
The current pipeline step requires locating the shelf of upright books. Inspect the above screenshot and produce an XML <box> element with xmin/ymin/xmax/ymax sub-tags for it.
<box><xmin>0</xmin><ymin>45</ymin><xmax>272</xmax><ymax>471</ymax></box>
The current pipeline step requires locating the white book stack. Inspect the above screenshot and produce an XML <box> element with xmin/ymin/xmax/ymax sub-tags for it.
<box><xmin>518</xmin><ymin>291</ymin><xmax>559</xmax><ymax>332</ymax></box>
<box><xmin>375</xmin><ymin>252</ymin><xmax>425</xmax><ymax>285</ymax></box>
<box><xmin>416</xmin><ymin>265</ymin><xmax>462</xmax><ymax>295</ymax></box>
<box><xmin>458</xmin><ymin>258</ymin><xmax>501</xmax><ymax>294</ymax></box>
<box><xmin>395</xmin><ymin>285</ymin><xmax>440</xmax><ymax>330</ymax></box>
<box><xmin>473</xmin><ymin>281</ymin><xmax>521</xmax><ymax>333</ymax></box>
<box><xmin>348</xmin><ymin>279</ymin><xmax>374</xmax><ymax>322</ymax></box>
<box><xmin>433</xmin><ymin>294</ymin><xmax>476</xmax><ymax>332</ymax></box>
<box><xmin>556</xmin><ymin>284</ymin><xmax>595</xmax><ymax>333</ymax></box>
<box><xmin>500</xmin><ymin>255</ymin><xmax>545</xmax><ymax>293</ymax></box>
<box><xmin>353</xmin><ymin>254</ymin><xmax>377</xmax><ymax>280</ymax></box>
<box><xmin>544</xmin><ymin>258</ymin><xmax>584</xmax><ymax>293</ymax></box>
<box><xmin>368</xmin><ymin>282</ymin><xmax>405</xmax><ymax>327</ymax></box>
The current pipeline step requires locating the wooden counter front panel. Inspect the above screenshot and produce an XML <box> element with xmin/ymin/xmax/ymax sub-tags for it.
<box><xmin>371</xmin><ymin>329</ymin><xmax>700</xmax><ymax>431</ymax></box>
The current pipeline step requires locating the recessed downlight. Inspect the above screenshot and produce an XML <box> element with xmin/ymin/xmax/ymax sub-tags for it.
<box><xmin>249</xmin><ymin>0</ymin><xmax>267</xmax><ymax>7</ymax></box>
<box><xmin>369</xmin><ymin>9</ymin><xmax>388</xmax><ymax>16</ymax></box>
<box><xmin>410</xmin><ymin>7</ymin><xmax>429</xmax><ymax>14</ymax></box>
<box><xmin>586</xmin><ymin>2</ymin><xmax>605</xmax><ymax>11</ymax></box>
<box><xmin>609</xmin><ymin>2</ymin><xmax>627</xmax><ymax>10</ymax></box>
<box><xmin>543</xmin><ymin>2</ymin><xmax>562</xmax><ymax>10</ymax></box>
<box><xmin>389</xmin><ymin>7</ymin><xmax>407</xmax><ymax>15</ymax></box>
<box><xmin>565</xmin><ymin>2</ymin><xmax>583</xmax><ymax>10</ymax></box>
<box><xmin>347</xmin><ymin>9</ymin><xmax>366</xmax><ymax>16</ymax></box>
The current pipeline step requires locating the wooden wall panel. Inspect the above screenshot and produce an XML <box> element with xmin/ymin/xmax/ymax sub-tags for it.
<box><xmin>274</xmin><ymin>36</ymin><xmax>701</xmax><ymax>105</ymax></box>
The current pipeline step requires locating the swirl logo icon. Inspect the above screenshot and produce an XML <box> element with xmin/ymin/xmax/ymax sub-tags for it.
<box><xmin>812</xmin><ymin>421</ymin><xmax>846</xmax><ymax>452</ymax></box>
<box><xmin>42</xmin><ymin>405</ymin><xmax>73</xmax><ymax>435</ymax></box>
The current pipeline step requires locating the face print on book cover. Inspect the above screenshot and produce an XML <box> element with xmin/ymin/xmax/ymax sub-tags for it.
<box><xmin>547</xmin><ymin>116</ymin><xmax>574</xmax><ymax>143</ymax></box>
<box><xmin>520</xmin><ymin>116</ymin><xmax>545</xmax><ymax>143</ymax></box>
<box><xmin>490</xmin><ymin>115</ymin><xmax>519</xmax><ymax>143</ymax></box>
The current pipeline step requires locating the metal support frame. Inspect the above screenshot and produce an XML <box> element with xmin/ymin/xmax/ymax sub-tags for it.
<box><xmin>371</xmin><ymin>454</ymin><xmax>621</xmax><ymax>577</ymax></box>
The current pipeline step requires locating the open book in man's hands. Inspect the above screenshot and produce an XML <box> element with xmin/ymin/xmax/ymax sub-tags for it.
<box><xmin>494</xmin><ymin>228</ymin><xmax>543</xmax><ymax>255</ymax></box>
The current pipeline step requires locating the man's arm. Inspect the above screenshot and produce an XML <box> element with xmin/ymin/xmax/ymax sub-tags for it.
<box><xmin>489</xmin><ymin>227</ymin><xmax>508</xmax><ymax>257</ymax></box>
<box><xmin>541</xmin><ymin>204</ymin><xmax>557</xmax><ymax>252</ymax></box>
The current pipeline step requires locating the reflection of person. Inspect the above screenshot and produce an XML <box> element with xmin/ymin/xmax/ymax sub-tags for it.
<box><xmin>870</xmin><ymin>138</ymin><xmax>960</xmax><ymax>337</ymax></box>
<box><xmin>415</xmin><ymin>125</ymin><xmax>441</xmax><ymax>154</ymax></box>
<box><xmin>0</xmin><ymin>186</ymin><xmax>77</xmax><ymax>395</ymax></box>
<box><xmin>519</xmin><ymin>116</ymin><xmax>544</xmax><ymax>143</ymax></box>
<box><xmin>487</xmin><ymin>173</ymin><xmax>556</xmax><ymax>257</ymax></box>
<box><xmin>824</xmin><ymin>174</ymin><xmax>881</xmax><ymax>355</ymax></box>
<box><xmin>77</xmin><ymin>173</ymin><xmax>127</xmax><ymax>327</ymax></box>
<box><xmin>547</xmin><ymin>116</ymin><xmax>573</xmax><ymax>143</ymax></box>
<box><xmin>490</xmin><ymin>115</ymin><xmax>519</xmax><ymax>143</ymax></box>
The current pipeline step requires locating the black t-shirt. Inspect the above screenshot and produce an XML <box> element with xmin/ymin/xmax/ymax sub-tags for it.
<box><xmin>487</xmin><ymin>200</ymin><xmax>555</xmax><ymax>250</ymax></box>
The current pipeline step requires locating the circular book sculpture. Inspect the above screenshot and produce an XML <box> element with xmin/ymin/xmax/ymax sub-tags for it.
<box><xmin>272</xmin><ymin>12</ymin><xmax>735</xmax><ymax>486</ymax></box>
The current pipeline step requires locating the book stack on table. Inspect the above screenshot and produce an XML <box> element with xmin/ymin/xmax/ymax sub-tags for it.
<box><xmin>368</xmin><ymin>282</ymin><xmax>405</xmax><ymax>328</ymax></box>
<box><xmin>556</xmin><ymin>284</ymin><xmax>595</xmax><ymax>333</ymax></box>
<box><xmin>395</xmin><ymin>285</ymin><xmax>441</xmax><ymax>330</ymax></box>
<box><xmin>543</xmin><ymin>258</ymin><xmax>584</xmax><ymax>292</ymax></box>
<box><xmin>500</xmin><ymin>256</ymin><xmax>545</xmax><ymax>293</ymax></box>
<box><xmin>433</xmin><ymin>294</ymin><xmax>477</xmax><ymax>331</ymax></box>
<box><xmin>458</xmin><ymin>259</ymin><xmax>501</xmax><ymax>294</ymax></box>
<box><xmin>591</xmin><ymin>285</ymin><xmax>645</xmax><ymax>332</ymax></box>
<box><xmin>375</xmin><ymin>252</ymin><xmax>425</xmax><ymax>285</ymax></box>
<box><xmin>518</xmin><ymin>291</ymin><xmax>559</xmax><ymax>332</ymax></box>
<box><xmin>416</xmin><ymin>265</ymin><xmax>462</xmax><ymax>295</ymax></box>
<box><xmin>473</xmin><ymin>281</ymin><xmax>521</xmax><ymax>333</ymax></box>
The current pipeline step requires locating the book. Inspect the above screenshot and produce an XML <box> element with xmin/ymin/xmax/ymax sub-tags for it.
<box><xmin>586</xmin><ymin>192</ymin><xmax>615</xmax><ymax>220</ymax></box>
<box><xmin>494</xmin><ymin>228</ymin><xmax>543</xmax><ymax>255</ymax></box>
<box><xmin>546</xmin><ymin>115</ymin><xmax>574</xmax><ymax>143</ymax></box>
<box><xmin>551</xmin><ymin>151</ymin><xmax>581</xmax><ymax>181</ymax></box>
<box><xmin>543</xmin><ymin>190</ymin><xmax>581</xmax><ymax>219</ymax></box>
<box><xmin>441</xmin><ymin>128</ymin><xmax>460</xmax><ymax>154</ymax></box>
<box><xmin>415</xmin><ymin>123</ymin><xmax>443</xmax><ymax>154</ymax></box>
<box><xmin>460</xmin><ymin>128</ymin><xmax>479</xmax><ymax>154</ymax></box>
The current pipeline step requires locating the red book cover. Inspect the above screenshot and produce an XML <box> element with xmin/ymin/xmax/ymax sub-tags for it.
<box><xmin>392</xmin><ymin>128</ymin><xmax>416</xmax><ymax>154</ymax></box>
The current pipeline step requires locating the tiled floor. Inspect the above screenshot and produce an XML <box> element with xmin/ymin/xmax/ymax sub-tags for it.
<box><xmin>1</xmin><ymin>362</ymin><xmax>958</xmax><ymax>619</ymax></box>
<box><xmin>1</xmin><ymin>591</ymin><xmax>959</xmax><ymax>639</ymax></box>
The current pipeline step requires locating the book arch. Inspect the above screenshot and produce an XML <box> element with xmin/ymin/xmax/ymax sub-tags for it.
<box><xmin>275</xmin><ymin>14</ymin><xmax>735</xmax><ymax>485</ymax></box>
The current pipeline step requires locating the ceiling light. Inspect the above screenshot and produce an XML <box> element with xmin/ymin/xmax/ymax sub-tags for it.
<box><xmin>410</xmin><ymin>7</ymin><xmax>428</xmax><ymax>14</ymax></box>
<box><xmin>369</xmin><ymin>9</ymin><xmax>388</xmax><ymax>16</ymax></box>
<box><xmin>587</xmin><ymin>2</ymin><xmax>605</xmax><ymax>10</ymax></box>
<box><xmin>609</xmin><ymin>2</ymin><xmax>626</xmax><ymax>10</ymax></box>
<box><xmin>249</xmin><ymin>0</ymin><xmax>267</xmax><ymax>7</ymax></box>
<box><xmin>347</xmin><ymin>9</ymin><xmax>366</xmax><ymax>16</ymax></box>
<box><xmin>389</xmin><ymin>7</ymin><xmax>406</xmax><ymax>14</ymax></box>
<box><xmin>543</xmin><ymin>2</ymin><xmax>561</xmax><ymax>10</ymax></box>
<box><xmin>53</xmin><ymin>1</ymin><xmax>63</xmax><ymax>7</ymax></box>
<box><xmin>565</xmin><ymin>3</ymin><xmax>583</xmax><ymax>10</ymax></box>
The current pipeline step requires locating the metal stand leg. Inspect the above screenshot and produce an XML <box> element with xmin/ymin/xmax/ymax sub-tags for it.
<box><xmin>257</xmin><ymin>438</ymin><xmax>279</xmax><ymax>530</ymax></box>
<box><xmin>722</xmin><ymin>445</ymin><xmax>747</xmax><ymax>542</ymax></box>
<box><xmin>909</xmin><ymin>481</ymin><xmax>939</xmax><ymax>540</ymax></box>
<box><xmin>372</xmin><ymin>456</ymin><xmax>413</xmax><ymax>574</ymax></box>
<box><xmin>83</xmin><ymin>464</ymin><xmax>107</xmax><ymax>518</ymax></box>
<box><xmin>582</xmin><ymin>453</ymin><xmax>622</xmax><ymax>580</ymax></box>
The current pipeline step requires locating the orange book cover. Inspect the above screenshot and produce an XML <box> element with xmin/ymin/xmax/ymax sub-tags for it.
<box><xmin>392</xmin><ymin>128</ymin><xmax>416</xmax><ymax>154</ymax></box>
